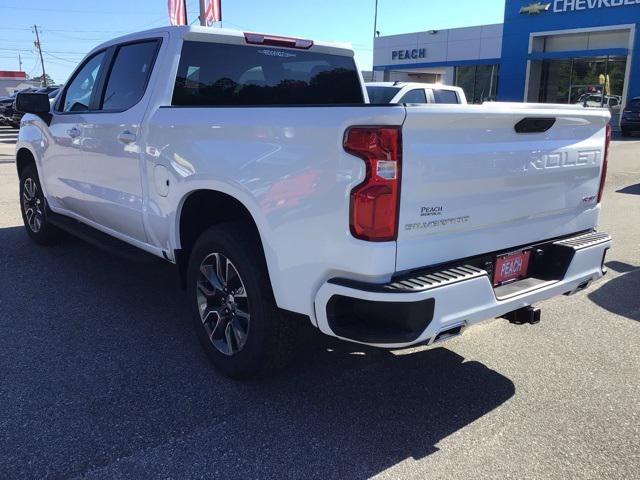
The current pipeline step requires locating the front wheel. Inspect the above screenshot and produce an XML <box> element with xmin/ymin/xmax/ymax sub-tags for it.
<box><xmin>187</xmin><ymin>223</ymin><xmax>297</xmax><ymax>379</ymax></box>
<box><xmin>19</xmin><ymin>165</ymin><xmax>64</xmax><ymax>245</ymax></box>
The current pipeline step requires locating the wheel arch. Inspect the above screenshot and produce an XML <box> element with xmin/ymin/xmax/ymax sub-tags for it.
<box><xmin>174</xmin><ymin>188</ymin><xmax>270</xmax><ymax>290</ymax></box>
<box><xmin>16</xmin><ymin>147</ymin><xmax>37</xmax><ymax>178</ymax></box>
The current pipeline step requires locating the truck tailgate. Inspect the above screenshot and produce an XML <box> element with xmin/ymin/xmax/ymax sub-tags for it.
<box><xmin>396</xmin><ymin>103</ymin><xmax>610</xmax><ymax>272</ymax></box>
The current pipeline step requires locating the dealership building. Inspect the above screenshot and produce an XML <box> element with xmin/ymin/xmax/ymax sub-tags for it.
<box><xmin>373</xmin><ymin>0</ymin><xmax>640</xmax><ymax>125</ymax></box>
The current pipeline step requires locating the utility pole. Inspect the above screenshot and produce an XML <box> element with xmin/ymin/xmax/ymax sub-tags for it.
<box><xmin>183</xmin><ymin>0</ymin><xmax>188</xmax><ymax>25</ymax></box>
<box><xmin>18</xmin><ymin>53</ymin><xmax>22</xmax><ymax>72</ymax></box>
<box><xmin>199</xmin><ymin>0</ymin><xmax>207</xmax><ymax>26</ymax></box>
<box><xmin>33</xmin><ymin>25</ymin><xmax>47</xmax><ymax>87</ymax></box>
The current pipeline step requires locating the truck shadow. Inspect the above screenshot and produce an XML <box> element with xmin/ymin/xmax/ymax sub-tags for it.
<box><xmin>617</xmin><ymin>183</ymin><xmax>640</xmax><ymax>195</ymax></box>
<box><xmin>588</xmin><ymin>261</ymin><xmax>640</xmax><ymax>322</ymax></box>
<box><xmin>0</xmin><ymin>225</ymin><xmax>515</xmax><ymax>479</ymax></box>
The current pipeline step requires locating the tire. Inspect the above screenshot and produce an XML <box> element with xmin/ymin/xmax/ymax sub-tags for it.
<box><xmin>621</xmin><ymin>128</ymin><xmax>631</xmax><ymax>138</ymax></box>
<box><xmin>187</xmin><ymin>222</ymin><xmax>297</xmax><ymax>379</ymax></box>
<box><xmin>19</xmin><ymin>164</ymin><xmax>64</xmax><ymax>245</ymax></box>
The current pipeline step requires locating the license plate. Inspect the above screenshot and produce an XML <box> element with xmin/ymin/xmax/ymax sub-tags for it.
<box><xmin>493</xmin><ymin>250</ymin><xmax>531</xmax><ymax>286</ymax></box>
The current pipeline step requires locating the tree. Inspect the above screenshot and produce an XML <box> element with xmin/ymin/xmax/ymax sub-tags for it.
<box><xmin>30</xmin><ymin>73</ymin><xmax>55</xmax><ymax>87</ymax></box>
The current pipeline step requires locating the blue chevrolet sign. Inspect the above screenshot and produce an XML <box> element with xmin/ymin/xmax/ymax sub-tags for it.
<box><xmin>498</xmin><ymin>0</ymin><xmax>640</xmax><ymax>104</ymax></box>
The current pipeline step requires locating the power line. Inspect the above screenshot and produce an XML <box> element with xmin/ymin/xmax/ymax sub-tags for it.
<box><xmin>44</xmin><ymin>52</ymin><xmax>83</xmax><ymax>63</ymax></box>
<box><xmin>0</xmin><ymin>5</ymin><xmax>165</xmax><ymax>15</ymax></box>
<box><xmin>41</xmin><ymin>31</ymin><xmax>111</xmax><ymax>42</ymax></box>
<box><xmin>26</xmin><ymin>59</ymin><xmax>40</xmax><ymax>77</ymax></box>
<box><xmin>0</xmin><ymin>47</ymin><xmax>88</xmax><ymax>55</ymax></box>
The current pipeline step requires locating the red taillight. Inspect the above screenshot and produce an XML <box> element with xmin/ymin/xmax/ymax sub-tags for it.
<box><xmin>344</xmin><ymin>127</ymin><xmax>402</xmax><ymax>242</ymax></box>
<box><xmin>598</xmin><ymin>123</ymin><xmax>611</xmax><ymax>203</ymax></box>
<box><xmin>244</xmin><ymin>32</ymin><xmax>314</xmax><ymax>49</ymax></box>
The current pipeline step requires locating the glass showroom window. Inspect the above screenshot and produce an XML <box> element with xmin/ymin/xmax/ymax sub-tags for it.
<box><xmin>454</xmin><ymin>64</ymin><xmax>499</xmax><ymax>103</ymax></box>
<box><xmin>538</xmin><ymin>55</ymin><xmax>627</xmax><ymax>105</ymax></box>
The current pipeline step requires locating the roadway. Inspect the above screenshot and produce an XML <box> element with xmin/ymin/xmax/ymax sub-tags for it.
<box><xmin>0</xmin><ymin>125</ymin><xmax>638</xmax><ymax>479</ymax></box>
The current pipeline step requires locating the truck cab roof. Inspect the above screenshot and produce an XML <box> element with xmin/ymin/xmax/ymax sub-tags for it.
<box><xmin>90</xmin><ymin>26</ymin><xmax>355</xmax><ymax>59</ymax></box>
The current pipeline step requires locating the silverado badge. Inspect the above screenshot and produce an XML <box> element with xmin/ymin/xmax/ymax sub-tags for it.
<box><xmin>519</xmin><ymin>2</ymin><xmax>551</xmax><ymax>14</ymax></box>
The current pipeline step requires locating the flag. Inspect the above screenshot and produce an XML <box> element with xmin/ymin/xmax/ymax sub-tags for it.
<box><xmin>168</xmin><ymin>0</ymin><xmax>186</xmax><ymax>25</ymax></box>
<box><xmin>204</xmin><ymin>0</ymin><xmax>221</xmax><ymax>26</ymax></box>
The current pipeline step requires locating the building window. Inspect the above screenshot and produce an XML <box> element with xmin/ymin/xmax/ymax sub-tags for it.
<box><xmin>454</xmin><ymin>64</ymin><xmax>499</xmax><ymax>104</ymax></box>
<box><xmin>536</xmin><ymin>55</ymin><xmax>627</xmax><ymax>104</ymax></box>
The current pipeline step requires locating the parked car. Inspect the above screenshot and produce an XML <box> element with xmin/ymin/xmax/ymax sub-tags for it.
<box><xmin>35</xmin><ymin>85</ymin><xmax>61</xmax><ymax>95</ymax></box>
<box><xmin>366</xmin><ymin>81</ymin><xmax>467</xmax><ymax>104</ymax></box>
<box><xmin>0</xmin><ymin>94</ymin><xmax>17</xmax><ymax>125</ymax></box>
<box><xmin>15</xmin><ymin>26</ymin><xmax>612</xmax><ymax>379</ymax></box>
<box><xmin>0</xmin><ymin>88</ymin><xmax>40</xmax><ymax>127</ymax></box>
<box><xmin>9</xmin><ymin>87</ymin><xmax>60</xmax><ymax>128</ymax></box>
<box><xmin>576</xmin><ymin>94</ymin><xmax>621</xmax><ymax>109</ymax></box>
<box><xmin>621</xmin><ymin>97</ymin><xmax>640</xmax><ymax>137</ymax></box>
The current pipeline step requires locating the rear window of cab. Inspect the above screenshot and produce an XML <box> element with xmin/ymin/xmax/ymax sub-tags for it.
<box><xmin>172</xmin><ymin>41</ymin><xmax>364</xmax><ymax>106</ymax></box>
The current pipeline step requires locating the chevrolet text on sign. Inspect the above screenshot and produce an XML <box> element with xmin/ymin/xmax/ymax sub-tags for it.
<box><xmin>553</xmin><ymin>0</ymin><xmax>640</xmax><ymax>12</ymax></box>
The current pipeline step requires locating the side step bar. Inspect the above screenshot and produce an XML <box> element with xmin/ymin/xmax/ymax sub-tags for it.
<box><xmin>48</xmin><ymin>213</ymin><xmax>159</xmax><ymax>264</ymax></box>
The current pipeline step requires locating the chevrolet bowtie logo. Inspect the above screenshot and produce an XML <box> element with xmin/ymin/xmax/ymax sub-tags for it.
<box><xmin>520</xmin><ymin>2</ymin><xmax>551</xmax><ymax>14</ymax></box>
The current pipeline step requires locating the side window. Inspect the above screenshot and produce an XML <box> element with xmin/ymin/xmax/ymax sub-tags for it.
<box><xmin>399</xmin><ymin>89</ymin><xmax>427</xmax><ymax>104</ymax></box>
<box><xmin>102</xmin><ymin>41</ymin><xmax>159</xmax><ymax>111</ymax></box>
<box><xmin>60</xmin><ymin>51</ymin><xmax>106</xmax><ymax>112</ymax></box>
<box><xmin>432</xmin><ymin>89</ymin><xmax>460</xmax><ymax>104</ymax></box>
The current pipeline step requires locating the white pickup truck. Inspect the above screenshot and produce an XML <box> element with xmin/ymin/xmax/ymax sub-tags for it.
<box><xmin>15</xmin><ymin>26</ymin><xmax>612</xmax><ymax>378</ymax></box>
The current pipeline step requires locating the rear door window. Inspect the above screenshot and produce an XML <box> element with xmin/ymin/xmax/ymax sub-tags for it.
<box><xmin>432</xmin><ymin>89</ymin><xmax>460</xmax><ymax>104</ymax></box>
<box><xmin>172</xmin><ymin>41</ymin><xmax>364</xmax><ymax>106</ymax></box>
<box><xmin>102</xmin><ymin>40</ymin><xmax>159</xmax><ymax>111</ymax></box>
<box><xmin>399</xmin><ymin>89</ymin><xmax>427</xmax><ymax>104</ymax></box>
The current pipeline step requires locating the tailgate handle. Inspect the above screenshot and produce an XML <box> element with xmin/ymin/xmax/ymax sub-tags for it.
<box><xmin>514</xmin><ymin>117</ymin><xmax>556</xmax><ymax>134</ymax></box>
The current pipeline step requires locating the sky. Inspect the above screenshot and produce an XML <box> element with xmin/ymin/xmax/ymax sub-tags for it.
<box><xmin>0</xmin><ymin>0</ymin><xmax>506</xmax><ymax>84</ymax></box>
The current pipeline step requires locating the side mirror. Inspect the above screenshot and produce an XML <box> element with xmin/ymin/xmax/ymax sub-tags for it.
<box><xmin>15</xmin><ymin>92</ymin><xmax>52</xmax><ymax>125</ymax></box>
<box><xmin>16</xmin><ymin>92</ymin><xmax>51</xmax><ymax>114</ymax></box>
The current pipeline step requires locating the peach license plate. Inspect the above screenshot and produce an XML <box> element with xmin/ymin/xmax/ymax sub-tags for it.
<box><xmin>493</xmin><ymin>250</ymin><xmax>531</xmax><ymax>286</ymax></box>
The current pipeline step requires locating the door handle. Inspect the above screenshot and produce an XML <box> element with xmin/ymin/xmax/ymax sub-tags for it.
<box><xmin>68</xmin><ymin>127</ymin><xmax>81</xmax><ymax>138</ymax></box>
<box><xmin>117</xmin><ymin>131</ymin><xmax>137</xmax><ymax>144</ymax></box>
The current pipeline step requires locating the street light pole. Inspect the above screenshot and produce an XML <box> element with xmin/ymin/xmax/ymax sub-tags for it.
<box><xmin>373</xmin><ymin>0</ymin><xmax>379</xmax><ymax>39</ymax></box>
<box><xmin>199</xmin><ymin>0</ymin><xmax>207</xmax><ymax>26</ymax></box>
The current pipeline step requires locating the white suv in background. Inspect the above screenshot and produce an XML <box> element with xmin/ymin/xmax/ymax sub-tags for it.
<box><xmin>366</xmin><ymin>82</ymin><xmax>467</xmax><ymax>104</ymax></box>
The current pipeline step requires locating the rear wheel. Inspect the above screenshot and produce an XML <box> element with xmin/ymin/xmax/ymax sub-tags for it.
<box><xmin>19</xmin><ymin>165</ymin><xmax>64</xmax><ymax>245</ymax></box>
<box><xmin>187</xmin><ymin>223</ymin><xmax>297</xmax><ymax>379</ymax></box>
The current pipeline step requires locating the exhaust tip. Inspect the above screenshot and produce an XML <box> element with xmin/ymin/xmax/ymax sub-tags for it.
<box><xmin>433</xmin><ymin>323</ymin><xmax>465</xmax><ymax>344</ymax></box>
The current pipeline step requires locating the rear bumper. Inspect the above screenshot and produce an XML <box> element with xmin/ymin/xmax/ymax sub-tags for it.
<box><xmin>314</xmin><ymin>231</ymin><xmax>611</xmax><ymax>348</ymax></box>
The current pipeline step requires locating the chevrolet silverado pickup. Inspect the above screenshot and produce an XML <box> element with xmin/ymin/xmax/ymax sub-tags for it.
<box><xmin>15</xmin><ymin>26</ymin><xmax>612</xmax><ymax>378</ymax></box>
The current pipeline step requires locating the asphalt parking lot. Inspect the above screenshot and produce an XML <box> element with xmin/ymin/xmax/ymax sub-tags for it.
<box><xmin>0</xmin><ymin>124</ymin><xmax>638</xmax><ymax>480</ymax></box>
